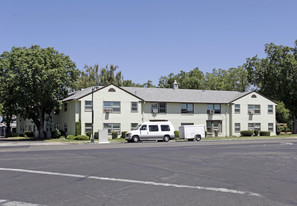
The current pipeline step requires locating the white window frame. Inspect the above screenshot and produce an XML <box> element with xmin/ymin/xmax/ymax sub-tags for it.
<box><xmin>248</xmin><ymin>105</ymin><xmax>261</xmax><ymax>115</ymax></box>
<box><xmin>85</xmin><ymin>123</ymin><xmax>92</xmax><ymax>133</ymax></box>
<box><xmin>131</xmin><ymin>102</ymin><xmax>138</xmax><ymax>113</ymax></box>
<box><xmin>103</xmin><ymin>101</ymin><xmax>121</xmax><ymax>113</ymax></box>
<box><xmin>248</xmin><ymin>123</ymin><xmax>261</xmax><ymax>131</ymax></box>
<box><xmin>235</xmin><ymin>104</ymin><xmax>240</xmax><ymax>114</ymax></box>
<box><xmin>234</xmin><ymin>123</ymin><xmax>240</xmax><ymax>133</ymax></box>
<box><xmin>268</xmin><ymin>123</ymin><xmax>274</xmax><ymax>132</ymax></box>
<box><xmin>268</xmin><ymin>105</ymin><xmax>273</xmax><ymax>114</ymax></box>
<box><xmin>181</xmin><ymin>103</ymin><xmax>194</xmax><ymax>114</ymax></box>
<box><xmin>103</xmin><ymin>123</ymin><xmax>121</xmax><ymax>134</ymax></box>
<box><xmin>85</xmin><ymin>101</ymin><xmax>92</xmax><ymax>112</ymax></box>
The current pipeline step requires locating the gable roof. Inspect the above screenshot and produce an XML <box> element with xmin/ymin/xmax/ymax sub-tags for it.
<box><xmin>122</xmin><ymin>87</ymin><xmax>249</xmax><ymax>104</ymax></box>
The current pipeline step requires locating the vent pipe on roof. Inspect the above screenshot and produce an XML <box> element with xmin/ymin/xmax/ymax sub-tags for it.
<box><xmin>172</xmin><ymin>80</ymin><xmax>178</xmax><ymax>90</ymax></box>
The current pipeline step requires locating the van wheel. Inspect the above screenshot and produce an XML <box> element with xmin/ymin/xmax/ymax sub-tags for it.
<box><xmin>195</xmin><ymin>135</ymin><xmax>202</xmax><ymax>141</ymax></box>
<box><xmin>163</xmin><ymin>135</ymin><xmax>170</xmax><ymax>142</ymax></box>
<box><xmin>133</xmin><ymin>136</ymin><xmax>139</xmax><ymax>143</ymax></box>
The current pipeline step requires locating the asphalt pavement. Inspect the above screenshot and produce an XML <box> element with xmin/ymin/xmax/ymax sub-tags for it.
<box><xmin>0</xmin><ymin>139</ymin><xmax>297</xmax><ymax>206</ymax></box>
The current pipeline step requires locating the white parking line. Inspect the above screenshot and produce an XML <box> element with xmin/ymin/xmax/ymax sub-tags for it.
<box><xmin>0</xmin><ymin>199</ymin><xmax>45</xmax><ymax>206</ymax></box>
<box><xmin>0</xmin><ymin>168</ymin><xmax>261</xmax><ymax>197</ymax></box>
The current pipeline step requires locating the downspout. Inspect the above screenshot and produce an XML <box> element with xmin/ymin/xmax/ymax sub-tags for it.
<box><xmin>226</xmin><ymin>103</ymin><xmax>229</xmax><ymax>137</ymax></box>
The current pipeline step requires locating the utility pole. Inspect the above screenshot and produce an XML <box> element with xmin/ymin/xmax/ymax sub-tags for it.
<box><xmin>91</xmin><ymin>86</ymin><xmax>94</xmax><ymax>143</ymax></box>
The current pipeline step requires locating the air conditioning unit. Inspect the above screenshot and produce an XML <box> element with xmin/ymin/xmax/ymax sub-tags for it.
<box><xmin>152</xmin><ymin>109</ymin><xmax>158</xmax><ymax>114</ymax></box>
<box><xmin>248</xmin><ymin>111</ymin><xmax>254</xmax><ymax>115</ymax></box>
<box><xmin>104</xmin><ymin>108</ymin><xmax>112</xmax><ymax>113</ymax></box>
<box><xmin>208</xmin><ymin>110</ymin><xmax>215</xmax><ymax>114</ymax></box>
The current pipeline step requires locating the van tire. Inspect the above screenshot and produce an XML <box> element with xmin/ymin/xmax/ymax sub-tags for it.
<box><xmin>163</xmin><ymin>135</ymin><xmax>170</xmax><ymax>142</ymax></box>
<box><xmin>195</xmin><ymin>135</ymin><xmax>202</xmax><ymax>141</ymax></box>
<box><xmin>133</xmin><ymin>136</ymin><xmax>140</xmax><ymax>143</ymax></box>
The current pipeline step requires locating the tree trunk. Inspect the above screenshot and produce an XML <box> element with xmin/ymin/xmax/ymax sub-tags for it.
<box><xmin>293</xmin><ymin>115</ymin><xmax>297</xmax><ymax>134</ymax></box>
<box><xmin>37</xmin><ymin>109</ymin><xmax>46</xmax><ymax>139</ymax></box>
<box><xmin>5</xmin><ymin>123</ymin><xmax>12</xmax><ymax>138</ymax></box>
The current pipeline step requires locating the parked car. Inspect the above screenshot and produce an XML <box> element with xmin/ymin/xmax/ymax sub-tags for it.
<box><xmin>125</xmin><ymin>121</ymin><xmax>175</xmax><ymax>143</ymax></box>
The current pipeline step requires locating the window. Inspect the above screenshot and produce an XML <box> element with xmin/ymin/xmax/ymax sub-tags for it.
<box><xmin>64</xmin><ymin>103</ymin><xmax>68</xmax><ymax>112</ymax></box>
<box><xmin>103</xmin><ymin>101</ymin><xmax>121</xmax><ymax>113</ymax></box>
<box><xmin>206</xmin><ymin>121</ymin><xmax>222</xmax><ymax>133</ymax></box>
<box><xmin>28</xmin><ymin>125</ymin><xmax>32</xmax><ymax>131</ymax></box>
<box><xmin>103</xmin><ymin>123</ymin><xmax>121</xmax><ymax>134</ymax></box>
<box><xmin>181</xmin><ymin>103</ymin><xmax>194</xmax><ymax>114</ymax></box>
<box><xmin>235</xmin><ymin>104</ymin><xmax>240</xmax><ymax>114</ymax></box>
<box><xmin>252</xmin><ymin>94</ymin><xmax>257</xmax><ymax>98</ymax></box>
<box><xmin>85</xmin><ymin>123</ymin><xmax>92</xmax><ymax>133</ymax></box>
<box><xmin>159</xmin><ymin>103</ymin><xmax>167</xmax><ymax>113</ymax></box>
<box><xmin>108</xmin><ymin>88</ymin><xmax>116</xmax><ymax>92</ymax></box>
<box><xmin>140</xmin><ymin>125</ymin><xmax>147</xmax><ymax>131</ymax></box>
<box><xmin>248</xmin><ymin>123</ymin><xmax>261</xmax><ymax>131</ymax></box>
<box><xmin>181</xmin><ymin>123</ymin><xmax>194</xmax><ymax>125</ymax></box>
<box><xmin>149</xmin><ymin>125</ymin><xmax>159</xmax><ymax>132</ymax></box>
<box><xmin>151</xmin><ymin>103</ymin><xmax>167</xmax><ymax>113</ymax></box>
<box><xmin>64</xmin><ymin>123</ymin><xmax>68</xmax><ymax>133</ymax></box>
<box><xmin>85</xmin><ymin>101</ymin><xmax>92</xmax><ymax>112</ymax></box>
<box><xmin>131</xmin><ymin>102</ymin><xmax>138</xmax><ymax>113</ymax></box>
<box><xmin>268</xmin><ymin>105</ymin><xmax>273</xmax><ymax>114</ymax></box>
<box><xmin>248</xmin><ymin>105</ymin><xmax>261</xmax><ymax>115</ymax></box>
<box><xmin>268</xmin><ymin>123</ymin><xmax>274</xmax><ymax>132</ymax></box>
<box><xmin>207</xmin><ymin>104</ymin><xmax>221</xmax><ymax>114</ymax></box>
<box><xmin>131</xmin><ymin>123</ymin><xmax>139</xmax><ymax>130</ymax></box>
<box><xmin>161</xmin><ymin>125</ymin><xmax>170</xmax><ymax>131</ymax></box>
<box><xmin>235</xmin><ymin>123</ymin><xmax>240</xmax><ymax>133</ymax></box>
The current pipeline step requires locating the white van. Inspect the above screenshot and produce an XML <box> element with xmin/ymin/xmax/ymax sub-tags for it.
<box><xmin>125</xmin><ymin>121</ymin><xmax>175</xmax><ymax>143</ymax></box>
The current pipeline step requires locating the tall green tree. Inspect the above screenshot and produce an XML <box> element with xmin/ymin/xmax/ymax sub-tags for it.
<box><xmin>75</xmin><ymin>64</ymin><xmax>123</xmax><ymax>89</ymax></box>
<box><xmin>0</xmin><ymin>45</ymin><xmax>79</xmax><ymax>139</ymax></box>
<box><xmin>244</xmin><ymin>41</ymin><xmax>297</xmax><ymax>132</ymax></box>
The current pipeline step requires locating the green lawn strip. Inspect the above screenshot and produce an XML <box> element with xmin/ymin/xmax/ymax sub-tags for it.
<box><xmin>3</xmin><ymin>135</ymin><xmax>297</xmax><ymax>143</ymax></box>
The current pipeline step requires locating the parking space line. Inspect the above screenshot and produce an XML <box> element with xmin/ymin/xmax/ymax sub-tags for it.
<box><xmin>0</xmin><ymin>168</ymin><xmax>261</xmax><ymax>197</ymax></box>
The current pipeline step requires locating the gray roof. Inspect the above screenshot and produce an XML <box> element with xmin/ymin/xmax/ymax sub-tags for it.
<box><xmin>122</xmin><ymin>87</ymin><xmax>248</xmax><ymax>104</ymax></box>
<box><xmin>63</xmin><ymin>86</ymin><xmax>103</xmax><ymax>101</ymax></box>
<box><xmin>63</xmin><ymin>85</ymin><xmax>249</xmax><ymax>104</ymax></box>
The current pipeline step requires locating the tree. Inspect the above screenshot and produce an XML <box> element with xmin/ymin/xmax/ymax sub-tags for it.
<box><xmin>244</xmin><ymin>41</ymin><xmax>297</xmax><ymax>132</ymax></box>
<box><xmin>74</xmin><ymin>64</ymin><xmax>123</xmax><ymax>89</ymax></box>
<box><xmin>0</xmin><ymin>45</ymin><xmax>79</xmax><ymax>139</ymax></box>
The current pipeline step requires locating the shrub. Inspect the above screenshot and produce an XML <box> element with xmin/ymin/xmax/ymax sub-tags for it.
<box><xmin>60</xmin><ymin>136</ymin><xmax>66</xmax><ymax>139</ymax></box>
<box><xmin>59</xmin><ymin>130</ymin><xmax>66</xmax><ymax>137</ymax></box>
<box><xmin>86</xmin><ymin>131</ymin><xmax>91</xmax><ymax>139</ymax></box>
<box><xmin>121</xmin><ymin>131</ymin><xmax>127</xmax><ymax>138</ymax></box>
<box><xmin>240</xmin><ymin>130</ymin><xmax>253</xmax><ymax>136</ymax></box>
<box><xmin>74</xmin><ymin>135</ymin><xmax>89</xmax><ymax>140</ymax></box>
<box><xmin>174</xmin><ymin>130</ymin><xmax>179</xmax><ymax>138</ymax></box>
<box><xmin>75</xmin><ymin>121</ymin><xmax>81</xmax><ymax>136</ymax></box>
<box><xmin>112</xmin><ymin>131</ymin><xmax>118</xmax><ymax>139</ymax></box>
<box><xmin>67</xmin><ymin>135</ymin><xmax>75</xmax><ymax>140</ymax></box>
<box><xmin>94</xmin><ymin>132</ymin><xmax>98</xmax><ymax>139</ymax></box>
<box><xmin>254</xmin><ymin>130</ymin><xmax>259</xmax><ymax>136</ymax></box>
<box><xmin>260</xmin><ymin>131</ymin><xmax>270</xmax><ymax>136</ymax></box>
<box><xmin>51</xmin><ymin>129</ymin><xmax>61</xmax><ymax>139</ymax></box>
<box><xmin>24</xmin><ymin>131</ymin><xmax>34</xmax><ymax>137</ymax></box>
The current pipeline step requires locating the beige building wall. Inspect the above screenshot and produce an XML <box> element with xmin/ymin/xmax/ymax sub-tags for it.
<box><xmin>79</xmin><ymin>85</ymin><xmax>142</xmax><ymax>136</ymax></box>
<box><xmin>231</xmin><ymin>92</ymin><xmax>277</xmax><ymax>136</ymax></box>
<box><xmin>142</xmin><ymin>102</ymin><xmax>231</xmax><ymax>137</ymax></box>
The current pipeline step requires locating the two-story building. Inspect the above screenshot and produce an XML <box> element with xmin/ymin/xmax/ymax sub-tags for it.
<box><xmin>16</xmin><ymin>82</ymin><xmax>277</xmax><ymax>138</ymax></box>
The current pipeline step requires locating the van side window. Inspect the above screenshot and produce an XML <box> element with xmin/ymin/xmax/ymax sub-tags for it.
<box><xmin>140</xmin><ymin>125</ymin><xmax>147</xmax><ymax>130</ymax></box>
<box><xmin>161</xmin><ymin>125</ymin><xmax>170</xmax><ymax>131</ymax></box>
<box><xmin>149</xmin><ymin>125</ymin><xmax>159</xmax><ymax>132</ymax></box>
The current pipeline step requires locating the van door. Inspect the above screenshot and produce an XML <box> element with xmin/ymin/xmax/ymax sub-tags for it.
<box><xmin>139</xmin><ymin>124</ymin><xmax>149</xmax><ymax>140</ymax></box>
<box><xmin>148</xmin><ymin>125</ymin><xmax>160</xmax><ymax>140</ymax></box>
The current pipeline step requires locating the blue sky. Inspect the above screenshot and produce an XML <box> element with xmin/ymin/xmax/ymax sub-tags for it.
<box><xmin>1</xmin><ymin>0</ymin><xmax>297</xmax><ymax>85</ymax></box>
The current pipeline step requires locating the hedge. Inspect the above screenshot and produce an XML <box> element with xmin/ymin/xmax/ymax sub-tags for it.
<box><xmin>24</xmin><ymin>131</ymin><xmax>34</xmax><ymax>137</ymax></box>
<box><xmin>240</xmin><ymin>130</ymin><xmax>253</xmax><ymax>136</ymax></box>
<box><xmin>112</xmin><ymin>131</ymin><xmax>118</xmax><ymax>139</ymax></box>
<box><xmin>260</xmin><ymin>131</ymin><xmax>270</xmax><ymax>136</ymax></box>
<box><xmin>174</xmin><ymin>130</ymin><xmax>179</xmax><ymax>138</ymax></box>
<box><xmin>121</xmin><ymin>131</ymin><xmax>127</xmax><ymax>138</ymax></box>
<box><xmin>74</xmin><ymin>135</ymin><xmax>89</xmax><ymax>140</ymax></box>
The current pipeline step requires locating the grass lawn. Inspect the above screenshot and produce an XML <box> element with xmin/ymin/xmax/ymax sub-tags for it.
<box><xmin>3</xmin><ymin>135</ymin><xmax>297</xmax><ymax>143</ymax></box>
